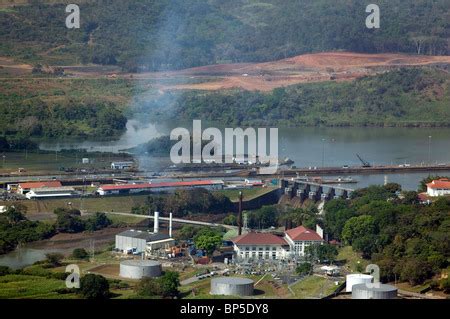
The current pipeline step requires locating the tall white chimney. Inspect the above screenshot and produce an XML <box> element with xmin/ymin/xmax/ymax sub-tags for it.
<box><xmin>169</xmin><ymin>212</ymin><xmax>173</xmax><ymax>238</ymax></box>
<box><xmin>154</xmin><ymin>211</ymin><xmax>159</xmax><ymax>233</ymax></box>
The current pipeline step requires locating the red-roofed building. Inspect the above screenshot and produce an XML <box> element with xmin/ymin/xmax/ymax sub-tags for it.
<box><xmin>285</xmin><ymin>225</ymin><xmax>324</xmax><ymax>257</ymax></box>
<box><xmin>231</xmin><ymin>232</ymin><xmax>289</xmax><ymax>261</ymax></box>
<box><xmin>426</xmin><ymin>178</ymin><xmax>450</xmax><ymax>197</ymax></box>
<box><xmin>17</xmin><ymin>181</ymin><xmax>62</xmax><ymax>195</ymax></box>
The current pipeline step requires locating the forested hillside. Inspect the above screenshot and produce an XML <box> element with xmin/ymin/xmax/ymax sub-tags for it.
<box><xmin>1</xmin><ymin>0</ymin><xmax>449</xmax><ymax>70</ymax></box>
<box><xmin>137</xmin><ymin>67</ymin><xmax>450</xmax><ymax>127</ymax></box>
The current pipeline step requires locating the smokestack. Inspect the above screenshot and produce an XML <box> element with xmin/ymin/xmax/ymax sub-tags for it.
<box><xmin>154</xmin><ymin>211</ymin><xmax>159</xmax><ymax>233</ymax></box>
<box><xmin>169</xmin><ymin>212</ymin><xmax>173</xmax><ymax>238</ymax></box>
<box><xmin>238</xmin><ymin>191</ymin><xmax>243</xmax><ymax>235</ymax></box>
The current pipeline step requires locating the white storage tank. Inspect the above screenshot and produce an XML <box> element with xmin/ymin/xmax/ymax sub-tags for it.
<box><xmin>119</xmin><ymin>260</ymin><xmax>162</xmax><ymax>279</ymax></box>
<box><xmin>210</xmin><ymin>277</ymin><xmax>254</xmax><ymax>296</ymax></box>
<box><xmin>352</xmin><ymin>283</ymin><xmax>398</xmax><ymax>299</ymax></box>
<box><xmin>346</xmin><ymin>274</ymin><xmax>374</xmax><ymax>292</ymax></box>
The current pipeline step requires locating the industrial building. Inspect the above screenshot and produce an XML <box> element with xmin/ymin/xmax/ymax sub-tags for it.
<box><xmin>231</xmin><ymin>225</ymin><xmax>324</xmax><ymax>262</ymax></box>
<box><xmin>115</xmin><ymin>212</ymin><xmax>175</xmax><ymax>255</ymax></box>
<box><xmin>210</xmin><ymin>277</ymin><xmax>254</xmax><ymax>296</ymax></box>
<box><xmin>284</xmin><ymin>225</ymin><xmax>325</xmax><ymax>257</ymax></box>
<box><xmin>119</xmin><ymin>260</ymin><xmax>162</xmax><ymax>279</ymax></box>
<box><xmin>13</xmin><ymin>181</ymin><xmax>63</xmax><ymax>195</ymax></box>
<box><xmin>25</xmin><ymin>186</ymin><xmax>76</xmax><ymax>199</ymax></box>
<box><xmin>98</xmin><ymin>180</ymin><xmax>224</xmax><ymax>196</ymax></box>
<box><xmin>426</xmin><ymin>178</ymin><xmax>450</xmax><ymax>197</ymax></box>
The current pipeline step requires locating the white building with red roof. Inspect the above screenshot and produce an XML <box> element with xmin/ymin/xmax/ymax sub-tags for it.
<box><xmin>284</xmin><ymin>225</ymin><xmax>324</xmax><ymax>257</ymax></box>
<box><xmin>231</xmin><ymin>225</ymin><xmax>324</xmax><ymax>261</ymax></box>
<box><xmin>17</xmin><ymin>181</ymin><xmax>62</xmax><ymax>195</ymax></box>
<box><xmin>426</xmin><ymin>178</ymin><xmax>450</xmax><ymax>197</ymax></box>
<box><xmin>231</xmin><ymin>232</ymin><xmax>290</xmax><ymax>261</ymax></box>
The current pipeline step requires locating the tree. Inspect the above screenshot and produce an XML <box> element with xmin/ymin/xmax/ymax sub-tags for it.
<box><xmin>159</xmin><ymin>271</ymin><xmax>180</xmax><ymax>297</ymax></box>
<box><xmin>45</xmin><ymin>253</ymin><xmax>64</xmax><ymax>267</ymax></box>
<box><xmin>176</xmin><ymin>225</ymin><xmax>198</xmax><ymax>241</ymax></box>
<box><xmin>398</xmin><ymin>258</ymin><xmax>433</xmax><ymax>286</ymax></box>
<box><xmin>54</xmin><ymin>208</ymin><xmax>85</xmax><ymax>233</ymax></box>
<box><xmin>85</xmin><ymin>212</ymin><xmax>112</xmax><ymax>231</ymax></box>
<box><xmin>342</xmin><ymin>215</ymin><xmax>376</xmax><ymax>245</ymax></box>
<box><xmin>4</xmin><ymin>206</ymin><xmax>27</xmax><ymax>225</ymax></box>
<box><xmin>194</xmin><ymin>233</ymin><xmax>222</xmax><ymax>256</ymax></box>
<box><xmin>352</xmin><ymin>235</ymin><xmax>378</xmax><ymax>259</ymax></box>
<box><xmin>222</xmin><ymin>214</ymin><xmax>237</xmax><ymax>226</ymax></box>
<box><xmin>80</xmin><ymin>274</ymin><xmax>110</xmax><ymax>299</ymax></box>
<box><xmin>305</xmin><ymin>244</ymin><xmax>338</xmax><ymax>263</ymax></box>
<box><xmin>72</xmin><ymin>248</ymin><xmax>89</xmax><ymax>260</ymax></box>
<box><xmin>296</xmin><ymin>262</ymin><xmax>312</xmax><ymax>276</ymax></box>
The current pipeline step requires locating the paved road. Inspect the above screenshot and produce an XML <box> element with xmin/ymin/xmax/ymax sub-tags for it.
<box><xmin>104</xmin><ymin>211</ymin><xmax>237</xmax><ymax>230</ymax></box>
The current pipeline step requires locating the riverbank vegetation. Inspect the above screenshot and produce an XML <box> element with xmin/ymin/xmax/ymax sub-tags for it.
<box><xmin>0</xmin><ymin>205</ymin><xmax>112</xmax><ymax>255</ymax></box>
<box><xmin>0</xmin><ymin>205</ymin><xmax>55</xmax><ymax>254</ymax></box>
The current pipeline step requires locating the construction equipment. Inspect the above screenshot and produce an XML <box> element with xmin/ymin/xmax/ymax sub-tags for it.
<box><xmin>356</xmin><ymin>154</ymin><xmax>372</xmax><ymax>168</ymax></box>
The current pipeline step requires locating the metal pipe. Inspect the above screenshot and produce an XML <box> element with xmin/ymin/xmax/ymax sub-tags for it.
<box><xmin>154</xmin><ymin>211</ymin><xmax>159</xmax><ymax>233</ymax></box>
<box><xmin>238</xmin><ymin>191</ymin><xmax>243</xmax><ymax>235</ymax></box>
<box><xmin>169</xmin><ymin>212</ymin><xmax>173</xmax><ymax>237</ymax></box>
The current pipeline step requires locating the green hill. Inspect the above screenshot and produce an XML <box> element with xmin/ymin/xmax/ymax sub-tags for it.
<box><xmin>1</xmin><ymin>0</ymin><xmax>449</xmax><ymax>70</ymax></box>
<box><xmin>143</xmin><ymin>67</ymin><xmax>450</xmax><ymax>127</ymax></box>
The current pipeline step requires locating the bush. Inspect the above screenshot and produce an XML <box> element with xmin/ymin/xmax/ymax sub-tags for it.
<box><xmin>135</xmin><ymin>271</ymin><xmax>180</xmax><ymax>298</ymax></box>
<box><xmin>72</xmin><ymin>248</ymin><xmax>89</xmax><ymax>260</ymax></box>
<box><xmin>135</xmin><ymin>278</ymin><xmax>162</xmax><ymax>297</ymax></box>
<box><xmin>0</xmin><ymin>266</ymin><xmax>11</xmax><ymax>276</ymax></box>
<box><xmin>80</xmin><ymin>274</ymin><xmax>110</xmax><ymax>299</ymax></box>
<box><xmin>45</xmin><ymin>253</ymin><xmax>64</xmax><ymax>267</ymax></box>
<box><xmin>440</xmin><ymin>277</ymin><xmax>450</xmax><ymax>294</ymax></box>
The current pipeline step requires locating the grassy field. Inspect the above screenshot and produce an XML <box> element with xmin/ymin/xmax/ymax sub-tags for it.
<box><xmin>289</xmin><ymin>275</ymin><xmax>339</xmax><ymax>299</ymax></box>
<box><xmin>337</xmin><ymin>246</ymin><xmax>369</xmax><ymax>273</ymax></box>
<box><xmin>0</xmin><ymin>274</ymin><xmax>72</xmax><ymax>299</ymax></box>
<box><xmin>217</xmin><ymin>187</ymin><xmax>275</xmax><ymax>202</ymax></box>
<box><xmin>1</xmin><ymin>195</ymin><xmax>151</xmax><ymax>218</ymax></box>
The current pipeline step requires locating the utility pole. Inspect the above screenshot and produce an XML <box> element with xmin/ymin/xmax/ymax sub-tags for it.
<box><xmin>238</xmin><ymin>191</ymin><xmax>243</xmax><ymax>235</ymax></box>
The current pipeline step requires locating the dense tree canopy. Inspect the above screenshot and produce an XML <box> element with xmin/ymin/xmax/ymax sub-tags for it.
<box><xmin>1</xmin><ymin>1</ymin><xmax>449</xmax><ymax>69</ymax></box>
<box><xmin>324</xmin><ymin>180</ymin><xmax>450</xmax><ymax>285</ymax></box>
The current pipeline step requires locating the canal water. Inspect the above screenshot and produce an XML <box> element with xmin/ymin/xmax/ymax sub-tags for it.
<box><xmin>0</xmin><ymin>247</ymin><xmax>67</xmax><ymax>270</ymax></box>
<box><xmin>38</xmin><ymin>120</ymin><xmax>450</xmax><ymax>190</ymax></box>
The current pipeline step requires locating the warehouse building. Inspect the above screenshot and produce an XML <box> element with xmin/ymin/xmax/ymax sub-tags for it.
<box><xmin>115</xmin><ymin>230</ymin><xmax>174</xmax><ymax>254</ymax></box>
<box><xmin>25</xmin><ymin>186</ymin><xmax>76</xmax><ymax>199</ymax></box>
<box><xmin>97</xmin><ymin>180</ymin><xmax>224</xmax><ymax>196</ymax></box>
